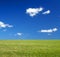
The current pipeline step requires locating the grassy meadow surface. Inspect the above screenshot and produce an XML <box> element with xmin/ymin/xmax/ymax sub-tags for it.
<box><xmin>0</xmin><ymin>40</ymin><xmax>60</xmax><ymax>57</ymax></box>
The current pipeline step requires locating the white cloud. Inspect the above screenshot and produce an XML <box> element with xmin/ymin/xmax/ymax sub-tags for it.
<box><xmin>40</xmin><ymin>29</ymin><xmax>53</xmax><ymax>33</ymax></box>
<box><xmin>38</xmin><ymin>28</ymin><xmax>58</xmax><ymax>33</ymax></box>
<box><xmin>26</xmin><ymin>7</ymin><xmax>43</xmax><ymax>17</ymax></box>
<box><xmin>53</xmin><ymin>28</ymin><xmax>58</xmax><ymax>32</ymax></box>
<box><xmin>42</xmin><ymin>10</ymin><xmax>50</xmax><ymax>14</ymax></box>
<box><xmin>0</xmin><ymin>21</ymin><xmax>13</xmax><ymax>28</ymax></box>
<box><xmin>16</xmin><ymin>33</ymin><xmax>23</xmax><ymax>36</ymax></box>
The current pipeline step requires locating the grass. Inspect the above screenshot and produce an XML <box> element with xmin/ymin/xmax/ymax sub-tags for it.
<box><xmin>0</xmin><ymin>40</ymin><xmax>60</xmax><ymax>57</ymax></box>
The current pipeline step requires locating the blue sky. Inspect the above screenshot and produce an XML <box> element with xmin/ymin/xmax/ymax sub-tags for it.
<box><xmin>0</xmin><ymin>0</ymin><xmax>60</xmax><ymax>39</ymax></box>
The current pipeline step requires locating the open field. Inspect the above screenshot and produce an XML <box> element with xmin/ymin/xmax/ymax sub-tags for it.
<box><xmin>0</xmin><ymin>40</ymin><xmax>60</xmax><ymax>57</ymax></box>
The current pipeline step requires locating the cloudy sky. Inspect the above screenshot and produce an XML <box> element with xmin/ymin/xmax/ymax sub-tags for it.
<box><xmin>0</xmin><ymin>0</ymin><xmax>60</xmax><ymax>39</ymax></box>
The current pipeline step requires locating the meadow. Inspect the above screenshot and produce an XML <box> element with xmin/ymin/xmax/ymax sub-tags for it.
<box><xmin>0</xmin><ymin>40</ymin><xmax>60</xmax><ymax>57</ymax></box>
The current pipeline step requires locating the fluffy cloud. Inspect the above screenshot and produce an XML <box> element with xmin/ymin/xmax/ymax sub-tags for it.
<box><xmin>38</xmin><ymin>28</ymin><xmax>58</xmax><ymax>33</ymax></box>
<box><xmin>16</xmin><ymin>33</ymin><xmax>23</xmax><ymax>36</ymax></box>
<box><xmin>26</xmin><ymin>7</ymin><xmax>43</xmax><ymax>17</ymax></box>
<box><xmin>53</xmin><ymin>28</ymin><xmax>58</xmax><ymax>32</ymax></box>
<box><xmin>0</xmin><ymin>21</ymin><xmax>13</xmax><ymax>28</ymax></box>
<box><xmin>42</xmin><ymin>10</ymin><xmax>50</xmax><ymax>14</ymax></box>
<box><xmin>26</xmin><ymin>7</ymin><xmax>51</xmax><ymax>17</ymax></box>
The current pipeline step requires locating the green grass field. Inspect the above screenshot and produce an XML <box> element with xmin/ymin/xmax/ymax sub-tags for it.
<box><xmin>0</xmin><ymin>40</ymin><xmax>60</xmax><ymax>57</ymax></box>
